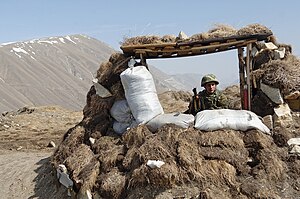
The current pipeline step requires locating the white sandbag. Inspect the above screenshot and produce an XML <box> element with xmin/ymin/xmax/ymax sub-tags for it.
<box><xmin>113</xmin><ymin>120</ymin><xmax>138</xmax><ymax>135</ymax></box>
<box><xmin>110</xmin><ymin>99</ymin><xmax>133</xmax><ymax>123</ymax></box>
<box><xmin>194</xmin><ymin>109</ymin><xmax>270</xmax><ymax>134</ymax></box>
<box><xmin>120</xmin><ymin>66</ymin><xmax>164</xmax><ymax>124</ymax></box>
<box><xmin>146</xmin><ymin>113</ymin><xmax>194</xmax><ymax>132</ymax></box>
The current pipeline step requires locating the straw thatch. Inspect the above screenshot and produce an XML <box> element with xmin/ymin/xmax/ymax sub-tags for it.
<box><xmin>121</xmin><ymin>35</ymin><xmax>162</xmax><ymax>46</ymax></box>
<box><xmin>237</xmin><ymin>23</ymin><xmax>273</xmax><ymax>36</ymax></box>
<box><xmin>253</xmin><ymin>54</ymin><xmax>300</xmax><ymax>95</ymax></box>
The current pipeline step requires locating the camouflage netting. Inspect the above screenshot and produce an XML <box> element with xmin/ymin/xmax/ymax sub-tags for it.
<box><xmin>51</xmin><ymin>24</ymin><xmax>300</xmax><ymax>199</ymax></box>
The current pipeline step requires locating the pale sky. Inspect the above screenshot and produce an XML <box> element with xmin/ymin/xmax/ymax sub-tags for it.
<box><xmin>1</xmin><ymin>0</ymin><xmax>299</xmax><ymax>87</ymax></box>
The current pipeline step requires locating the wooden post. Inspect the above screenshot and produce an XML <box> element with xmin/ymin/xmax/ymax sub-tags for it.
<box><xmin>246</xmin><ymin>43</ymin><xmax>252</xmax><ymax>110</ymax></box>
<box><xmin>238</xmin><ymin>48</ymin><xmax>245</xmax><ymax>109</ymax></box>
<box><xmin>139</xmin><ymin>53</ymin><xmax>149</xmax><ymax>70</ymax></box>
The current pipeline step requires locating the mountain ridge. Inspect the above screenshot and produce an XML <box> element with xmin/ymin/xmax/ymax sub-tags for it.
<box><xmin>0</xmin><ymin>34</ymin><xmax>207</xmax><ymax>113</ymax></box>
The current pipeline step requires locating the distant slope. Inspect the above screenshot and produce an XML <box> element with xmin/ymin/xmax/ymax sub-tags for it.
<box><xmin>0</xmin><ymin>35</ymin><xmax>202</xmax><ymax>113</ymax></box>
<box><xmin>0</xmin><ymin>35</ymin><xmax>115</xmax><ymax>113</ymax></box>
<box><xmin>148</xmin><ymin>66</ymin><xmax>201</xmax><ymax>93</ymax></box>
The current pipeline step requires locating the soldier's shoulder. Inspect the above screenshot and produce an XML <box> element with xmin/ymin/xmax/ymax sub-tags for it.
<box><xmin>198</xmin><ymin>90</ymin><xmax>206</xmax><ymax>96</ymax></box>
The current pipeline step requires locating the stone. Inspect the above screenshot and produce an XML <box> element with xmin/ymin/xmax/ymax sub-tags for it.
<box><xmin>273</xmin><ymin>103</ymin><xmax>293</xmax><ymax>128</ymax></box>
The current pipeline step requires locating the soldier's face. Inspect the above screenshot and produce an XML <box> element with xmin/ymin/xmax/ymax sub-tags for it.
<box><xmin>204</xmin><ymin>82</ymin><xmax>216</xmax><ymax>94</ymax></box>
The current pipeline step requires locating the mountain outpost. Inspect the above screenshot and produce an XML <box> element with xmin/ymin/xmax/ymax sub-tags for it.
<box><xmin>51</xmin><ymin>24</ymin><xmax>300</xmax><ymax>198</ymax></box>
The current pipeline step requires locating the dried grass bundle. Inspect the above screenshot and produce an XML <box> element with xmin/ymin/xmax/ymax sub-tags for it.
<box><xmin>199</xmin><ymin>160</ymin><xmax>237</xmax><ymax>187</ymax></box>
<box><xmin>51</xmin><ymin>125</ymin><xmax>85</xmax><ymax>167</ymax></box>
<box><xmin>121</xmin><ymin>35</ymin><xmax>161</xmax><ymax>46</ymax></box>
<box><xmin>254</xmin><ymin>54</ymin><xmax>300</xmax><ymax>94</ymax></box>
<box><xmin>188</xmin><ymin>24</ymin><xmax>237</xmax><ymax>42</ymax></box>
<box><xmin>189</xmin><ymin>32</ymin><xmax>210</xmax><ymax>41</ymax></box>
<box><xmin>65</xmin><ymin>144</ymin><xmax>95</xmax><ymax>177</ymax></box>
<box><xmin>207</xmin><ymin>24</ymin><xmax>237</xmax><ymax>38</ymax></box>
<box><xmin>244</xmin><ymin>131</ymin><xmax>287</xmax><ymax>183</ymax></box>
<box><xmin>198</xmin><ymin>130</ymin><xmax>244</xmax><ymax>149</ymax></box>
<box><xmin>123</xmin><ymin>125</ymin><xmax>153</xmax><ymax>148</ymax></box>
<box><xmin>129</xmin><ymin>161</ymin><xmax>181</xmax><ymax>187</ymax></box>
<box><xmin>161</xmin><ymin>34</ymin><xmax>176</xmax><ymax>43</ymax></box>
<box><xmin>99</xmin><ymin>168</ymin><xmax>126</xmax><ymax>199</ymax></box>
<box><xmin>237</xmin><ymin>23</ymin><xmax>273</xmax><ymax>36</ymax></box>
<box><xmin>76</xmin><ymin>157</ymin><xmax>100</xmax><ymax>196</ymax></box>
<box><xmin>93</xmin><ymin>136</ymin><xmax>124</xmax><ymax>172</ymax></box>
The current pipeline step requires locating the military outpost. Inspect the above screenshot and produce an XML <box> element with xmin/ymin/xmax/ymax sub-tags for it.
<box><xmin>51</xmin><ymin>24</ymin><xmax>300</xmax><ymax>198</ymax></box>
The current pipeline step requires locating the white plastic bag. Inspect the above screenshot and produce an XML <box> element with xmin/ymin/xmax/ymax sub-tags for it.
<box><xmin>120</xmin><ymin>66</ymin><xmax>164</xmax><ymax>124</ymax></box>
<box><xmin>146</xmin><ymin>113</ymin><xmax>194</xmax><ymax>132</ymax></box>
<box><xmin>194</xmin><ymin>109</ymin><xmax>270</xmax><ymax>134</ymax></box>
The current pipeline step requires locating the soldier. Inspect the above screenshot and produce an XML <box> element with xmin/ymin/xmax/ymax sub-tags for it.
<box><xmin>186</xmin><ymin>74</ymin><xmax>228</xmax><ymax>116</ymax></box>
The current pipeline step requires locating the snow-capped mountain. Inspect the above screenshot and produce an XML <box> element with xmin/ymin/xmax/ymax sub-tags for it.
<box><xmin>0</xmin><ymin>34</ymin><xmax>115</xmax><ymax>113</ymax></box>
<box><xmin>0</xmin><ymin>34</ymin><xmax>201</xmax><ymax>113</ymax></box>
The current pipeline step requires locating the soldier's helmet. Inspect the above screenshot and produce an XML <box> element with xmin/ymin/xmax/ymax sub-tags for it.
<box><xmin>201</xmin><ymin>74</ymin><xmax>219</xmax><ymax>87</ymax></box>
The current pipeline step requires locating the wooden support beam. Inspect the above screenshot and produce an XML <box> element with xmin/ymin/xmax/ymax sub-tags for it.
<box><xmin>238</xmin><ymin>48</ymin><xmax>245</xmax><ymax>109</ymax></box>
<box><xmin>246</xmin><ymin>43</ymin><xmax>252</xmax><ymax>110</ymax></box>
<box><xmin>139</xmin><ymin>53</ymin><xmax>148</xmax><ymax>70</ymax></box>
<box><xmin>124</xmin><ymin>39</ymin><xmax>258</xmax><ymax>59</ymax></box>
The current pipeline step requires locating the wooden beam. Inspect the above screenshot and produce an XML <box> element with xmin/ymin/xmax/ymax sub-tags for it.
<box><xmin>130</xmin><ymin>39</ymin><xmax>257</xmax><ymax>59</ymax></box>
<box><xmin>238</xmin><ymin>48</ymin><xmax>245</xmax><ymax>109</ymax></box>
<box><xmin>246</xmin><ymin>43</ymin><xmax>252</xmax><ymax>110</ymax></box>
<box><xmin>139</xmin><ymin>53</ymin><xmax>148</xmax><ymax>70</ymax></box>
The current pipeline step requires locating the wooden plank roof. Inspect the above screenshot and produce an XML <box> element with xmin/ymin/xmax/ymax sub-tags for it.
<box><xmin>120</xmin><ymin>33</ymin><xmax>272</xmax><ymax>59</ymax></box>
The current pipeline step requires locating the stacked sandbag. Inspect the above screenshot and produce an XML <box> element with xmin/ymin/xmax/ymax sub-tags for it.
<box><xmin>120</xmin><ymin>65</ymin><xmax>164</xmax><ymax>124</ymax></box>
<box><xmin>146</xmin><ymin>112</ymin><xmax>194</xmax><ymax>132</ymax></box>
<box><xmin>110</xmin><ymin>99</ymin><xmax>137</xmax><ymax>134</ymax></box>
<box><xmin>194</xmin><ymin>109</ymin><xmax>270</xmax><ymax>135</ymax></box>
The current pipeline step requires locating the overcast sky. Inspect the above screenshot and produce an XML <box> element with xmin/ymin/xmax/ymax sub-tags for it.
<box><xmin>1</xmin><ymin>0</ymin><xmax>299</xmax><ymax>87</ymax></box>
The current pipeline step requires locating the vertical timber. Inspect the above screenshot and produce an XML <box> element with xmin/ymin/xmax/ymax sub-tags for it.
<box><xmin>238</xmin><ymin>48</ymin><xmax>245</xmax><ymax>109</ymax></box>
<box><xmin>246</xmin><ymin>43</ymin><xmax>252</xmax><ymax>110</ymax></box>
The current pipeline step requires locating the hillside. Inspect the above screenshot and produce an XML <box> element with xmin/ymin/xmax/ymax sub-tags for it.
<box><xmin>0</xmin><ymin>35</ymin><xmax>115</xmax><ymax>113</ymax></box>
<box><xmin>0</xmin><ymin>35</ymin><xmax>200</xmax><ymax>113</ymax></box>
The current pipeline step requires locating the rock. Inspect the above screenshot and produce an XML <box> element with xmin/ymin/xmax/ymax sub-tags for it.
<box><xmin>92</xmin><ymin>79</ymin><xmax>112</xmax><ymax>98</ymax></box>
<box><xmin>289</xmin><ymin>145</ymin><xmax>300</xmax><ymax>156</ymax></box>
<box><xmin>273</xmin><ymin>47</ymin><xmax>285</xmax><ymax>59</ymax></box>
<box><xmin>262</xmin><ymin>42</ymin><xmax>278</xmax><ymax>50</ymax></box>
<box><xmin>273</xmin><ymin>103</ymin><xmax>293</xmax><ymax>128</ymax></box>
<box><xmin>48</xmin><ymin>141</ymin><xmax>56</xmax><ymax>148</ymax></box>
<box><xmin>177</xmin><ymin>31</ymin><xmax>188</xmax><ymax>40</ymax></box>
<box><xmin>260</xmin><ymin>82</ymin><xmax>283</xmax><ymax>104</ymax></box>
<box><xmin>262</xmin><ymin>115</ymin><xmax>273</xmax><ymax>133</ymax></box>
<box><xmin>287</xmin><ymin>138</ymin><xmax>300</xmax><ymax>146</ymax></box>
<box><xmin>89</xmin><ymin>137</ymin><xmax>95</xmax><ymax>145</ymax></box>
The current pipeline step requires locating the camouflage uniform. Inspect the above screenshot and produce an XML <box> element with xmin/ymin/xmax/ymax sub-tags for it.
<box><xmin>186</xmin><ymin>74</ymin><xmax>228</xmax><ymax>115</ymax></box>
<box><xmin>187</xmin><ymin>90</ymin><xmax>228</xmax><ymax>115</ymax></box>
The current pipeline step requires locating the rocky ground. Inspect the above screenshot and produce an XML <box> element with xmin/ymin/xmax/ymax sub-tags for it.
<box><xmin>0</xmin><ymin>106</ymin><xmax>83</xmax><ymax>199</ymax></box>
<box><xmin>1</xmin><ymin>89</ymin><xmax>300</xmax><ymax>199</ymax></box>
<box><xmin>0</xmin><ymin>92</ymin><xmax>190</xmax><ymax>199</ymax></box>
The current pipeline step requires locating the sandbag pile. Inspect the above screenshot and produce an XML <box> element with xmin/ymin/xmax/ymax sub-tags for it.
<box><xmin>51</xmin><ymin>24</ymin><xmax>300</xmax><ymax>199</ymax></box>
